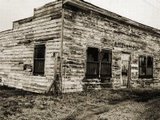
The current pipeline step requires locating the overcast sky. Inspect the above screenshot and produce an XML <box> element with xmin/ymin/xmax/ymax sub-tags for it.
<box><xmin>0</xmin><ymin>0</ymin><xmax>160</xmax><ymax>31</ymax></box>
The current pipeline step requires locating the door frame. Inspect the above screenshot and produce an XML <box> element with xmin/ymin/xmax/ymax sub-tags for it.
<box><xmin>121</xmin><ymin>52</ymin><xmax>131</xmax><ymax>88</ymax></box>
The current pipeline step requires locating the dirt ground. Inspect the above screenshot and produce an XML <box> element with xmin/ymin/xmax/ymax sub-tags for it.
<box><xmin>0</xmin><ymin>86</ymin><xmax>160</xmax><ymax>120</ymax></box>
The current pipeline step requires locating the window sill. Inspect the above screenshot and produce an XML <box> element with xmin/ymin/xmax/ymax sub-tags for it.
<box><xmin>33</xmin><ymin>74</ymin><xmax>46</xmax><ymax>77</ymax></box>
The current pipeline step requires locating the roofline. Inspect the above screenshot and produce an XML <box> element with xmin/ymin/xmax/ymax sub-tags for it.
<box><xmin>0</xmin><ymin>29</ymin><xmax>12</xmax><ymax>34</ymax></box>
<box><xmin>63</xmin><ymin>0</ymin><xmax>160</xmax><ymax>36</ymax></box>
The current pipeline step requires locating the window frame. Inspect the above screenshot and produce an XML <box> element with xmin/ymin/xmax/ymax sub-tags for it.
<box><xmin>86</xmin><ymin>47</ymin><xmax>100</xmax><ymax>78</ymax></box>
<box><xmin>100</xmin><ymin>49</ymin><xmax>112</xmax><ymax>78</ymax></box>
<box><xmin>85</xmin><ymin>47</ymin><xmax>112</xmax><ymax>79</ymax></box>
<box><xmin>33</xmin><ymin>44</ymin><xmax>46</xmax><ymax>76</ymax></box>
<box><xmin>139</xmin><ymin>55</ymin><xmax>153</xmax><ymax>78</ymax></box>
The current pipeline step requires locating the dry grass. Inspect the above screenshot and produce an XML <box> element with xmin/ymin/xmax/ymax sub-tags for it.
<box><xmin>0</xmin><ymin>86</ymin><xmax>160</xmax><ymax>120</ymax></box>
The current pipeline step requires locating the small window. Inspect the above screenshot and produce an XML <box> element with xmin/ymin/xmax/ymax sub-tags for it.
<box><xmin>139</xmin><ymin>55</ymin><xmax>153</xmax><ymax>78</ymax></box>
<box><xmin>33</xmin><ymin>44</ymin><xmax>45</xmax><ymax>75</ymax></box>
<box><xmin>101</xmin><ymin>50</ymin><xmax>112</xmax><ymax>78</ymax></box>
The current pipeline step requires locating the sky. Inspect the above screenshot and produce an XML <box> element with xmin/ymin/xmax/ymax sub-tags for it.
<box><xmin>0</xmin><ymin>0</ymin><xmax>160</xmax><ymax>31</ymax></box>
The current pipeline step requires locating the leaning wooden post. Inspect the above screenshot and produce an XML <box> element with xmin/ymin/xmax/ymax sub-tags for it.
<box><xmin>59</xmin><ymin>0</ymin><xmax>65</xmax><ymax>95</ymax></box>
<box><xmin>46</xmin><ymin>53</ymin><xmax>59</xmax><ymax>94</ymax></box>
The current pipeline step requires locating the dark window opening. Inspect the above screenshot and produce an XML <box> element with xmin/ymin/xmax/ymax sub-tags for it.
<box><xmin>33</xmin><ymin>44</ymin><xmax>45</xmax><ymax>75</ymax></box>
<box><xmin>86</xmin><ymin>47</ymin><xmax>112</xmax><ymax>79</ymax></box>
<box><xmin>101</xmin><ymin>50</ymin><xmax>112</xmax><ymax>78</ymax></box>
<box><xmin>139</xmin><ymin>55</ymin><xmax>153</xmax><ymax>78</ymax></box>
<box><xmin>146</xmin><ymin>56</ymin><xmax>153</xmax><ymax>76</ymax></box>
<box><xmin>86</xmin><ymin>48</ymin><xmax>99</xmax><ymax>78</ymax></box>
<box><xmin>139</xmin><ymin>56</ymin><xmax>146</xmax><ymax>76</ymax></box>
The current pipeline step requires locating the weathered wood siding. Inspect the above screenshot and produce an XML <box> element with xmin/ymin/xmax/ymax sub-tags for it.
<box><xmin>0</xmin><ymin>1</ymin><xmax>62</xmax><ymax>93</ymax></box>
<box><xmin>1</xmin><ymin>0</ymin><xmax>160</xmax><ymax>93</ymax></box>
<box><xmin>61</xmin><ymin>3</ymin><xmax>160</xmax><ymax>92</ymax></box>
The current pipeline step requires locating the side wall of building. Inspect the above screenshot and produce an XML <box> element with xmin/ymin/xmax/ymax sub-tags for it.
<box><xmin>61</xmin><ymin>4</ymin><xmax>160</xmax><ymax>92</ymax></box>
<box><xmin>0</xmin><ymin>1</ymin><xmax>62</xmax><ymax>93</ymax></box>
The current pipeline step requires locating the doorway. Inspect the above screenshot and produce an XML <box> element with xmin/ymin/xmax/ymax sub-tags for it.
<box><xmin>121</xmin><ymin>53</ymin><xmax>131</xmax><ymax>87</ymax></box>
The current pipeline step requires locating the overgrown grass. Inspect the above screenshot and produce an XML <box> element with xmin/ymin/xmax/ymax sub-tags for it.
<box><xmin>1</xmin><ymin>86</ymin><xmax>160</xmax><ymax>120</ymax></box>
<box><xmin>108</xmin><ymin>88</ymin><xmax>160</xmax><ymax>104</ymax></box>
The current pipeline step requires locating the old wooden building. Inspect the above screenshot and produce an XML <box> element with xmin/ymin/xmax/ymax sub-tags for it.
<box><xmin>0</xmin><ymin>0</ymin><xmax>160</xmax><ymax>93</ymax></box>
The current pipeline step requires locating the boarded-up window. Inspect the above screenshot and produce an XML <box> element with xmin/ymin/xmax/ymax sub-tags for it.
<box><xmin>33</xmin><ymin>45</ymin><xmax>45</xmax><ymax>75</ymax></box>
<box><xmin>86</xmin><ymin>48</ymin><xmax>99</xmax><ymax>78</ymax></box>
<box><xmin>86</xmin><ymin>48</ymin><xmax>112</xmax><ymax>79</ymax></box>
<box><xmin>139</xmin><ymin>55</ymin><xmax>153</xmax><ymax>78</ymax></box>
<box><xmin>101</xmin><ymin>50</ymin><xmax>112</xmax><ymax>78</ymax></box>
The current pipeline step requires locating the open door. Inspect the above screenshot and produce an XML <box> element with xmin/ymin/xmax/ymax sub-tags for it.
<box><xmin>121</xmin><ymin>53</ymin><xmax>131</xmax><ymax>87</ymax></box>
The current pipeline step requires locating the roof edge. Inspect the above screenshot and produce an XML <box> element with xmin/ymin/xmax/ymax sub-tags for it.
<box><xmin>64</xmin><ymin>0</ymin><xmax>160</xmax><ymax>36</ymax></box>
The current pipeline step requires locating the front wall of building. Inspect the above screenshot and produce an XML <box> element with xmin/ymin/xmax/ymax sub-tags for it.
<box><xmin>62</xmin><ymin>4</ymin><xmax>160</xmax><ymax>92</ymax></box>
<box><xmin>1</xmin><ymin>1</ymin><xmax>160</xmax><ymax>93</ymax></box>
<box><xmin>0</xmin><ymin>1</ymin><xmax>62</xmax><ymax>93</ymax></box>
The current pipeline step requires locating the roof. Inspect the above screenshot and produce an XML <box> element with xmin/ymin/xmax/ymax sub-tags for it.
<box><xmin>1</xmin><ymin>0</ymin><xmax>160</xmax><ymax>36</ymax></box>
<box><xmin>64</xmin><ymin>0</ymin><xmax>160</xmax><ymax>37</ymax></box>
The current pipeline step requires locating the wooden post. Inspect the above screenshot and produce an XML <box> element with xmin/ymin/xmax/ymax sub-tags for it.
<box><xmin>46</xmin><ymin>53</ymin><xmax>59</xmax><ymax>94</ymax></box>
<box><xmin>59</xmin><ymin>0</ymin><xmax>65</xmax><ymax>94</ymax></box>
<box><xmin>127</xmin><ymin>55</ymin><xmax>131</xmax><ymax>88</ymax></box>
<box><xmin>47</xmin><ymin>0</ymin><xmax>65</xmax><ymax>95</ymax></box>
